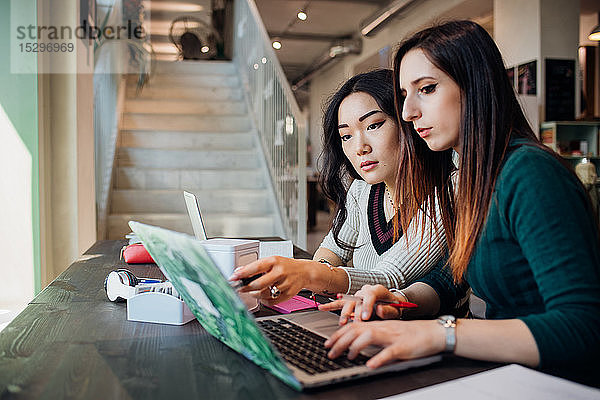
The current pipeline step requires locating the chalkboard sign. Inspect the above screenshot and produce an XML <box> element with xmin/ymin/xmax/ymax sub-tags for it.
<box><xmin>545</xmin><ymin>59</ymin><xmax>575</xmax><ymax>121</ymax></box>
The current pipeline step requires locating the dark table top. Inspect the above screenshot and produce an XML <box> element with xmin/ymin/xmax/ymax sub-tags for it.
<box><xmin>0</xmin><ymin>240</ymin><xmax>498</xmax><ymax>399</ymax></box>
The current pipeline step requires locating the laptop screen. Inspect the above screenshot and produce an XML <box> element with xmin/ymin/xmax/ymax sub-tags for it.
<box><xmin>183</xmin><ymin>191</ymin><xmax>208</xmax><ymax>241</ymax></box>
<box><xmin>129</xmin><ymin>221</ymin><xmax>301</xmax><ymax>390</ymax></box>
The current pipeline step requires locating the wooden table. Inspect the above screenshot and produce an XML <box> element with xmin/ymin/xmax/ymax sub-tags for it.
<box><xmin>0</xmin><ymin>240</ymin><xmax>498</xmax><ymax>399</ymax></box>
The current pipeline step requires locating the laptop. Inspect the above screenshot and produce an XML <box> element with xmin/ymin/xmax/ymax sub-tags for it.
<box><xmin>129</xmin><ymin>221</ymin><xmax>441</xmax><ymax>390</ymax></box>
<box><xmin>183</xmin><ymin>191</ymin><xmax>208</xmax><ymax>240</ymax></box>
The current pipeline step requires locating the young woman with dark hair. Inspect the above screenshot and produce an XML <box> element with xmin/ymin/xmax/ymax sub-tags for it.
<box><xmin>323</xmin><ymin>21</ymin><xmax>600</xmax><ymax>384</ymax></box>
<box><xmin>230</xmin><ymin>69</ymin><xmax>446</xmax><ymax>306</ymax></box>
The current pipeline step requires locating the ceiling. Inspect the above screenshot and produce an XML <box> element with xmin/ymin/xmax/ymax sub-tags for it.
<box><xmin>253</xmin><ymin>0</ymin><xmax>386</xmax><ymax>83</ymax></box>
<box><xmin>581</xmin><ymin>0</ymin><xmax>600</xmax><ymax>14</ymax></box>
<box><xmin>254</xmin><ymin>0</ymin><xmax>599</xmax><ymax>107</ymax></box>
<box><xmin>144</xmin><ymin>0</ymin><xmax>599</xmax><ymax>108</ymax></box>
<box><xmin>145</xmin><ymin>0</ymin><xmax>388</xmax><ymax>107</ymax></box>
<box><xmin>146</xmin><ymin>0</ymin><xmax>600</xmax><ymax>67</ymax></box>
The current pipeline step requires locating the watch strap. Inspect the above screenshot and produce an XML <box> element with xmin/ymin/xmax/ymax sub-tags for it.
<box><xmin>438</xmin><ymin>315</ymin><xmax>456</xmax><ymax>353</ymax></box>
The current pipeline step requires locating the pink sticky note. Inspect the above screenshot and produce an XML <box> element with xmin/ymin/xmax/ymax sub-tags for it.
<box><xmin>266</xmin><ymin>295</ymin><xmax>319</xmax><ymax>314</ymax></box>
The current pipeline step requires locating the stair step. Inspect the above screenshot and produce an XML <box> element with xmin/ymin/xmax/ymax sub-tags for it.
<box><xmin>106</xmin><ymin>59</ymin><xmax>283</xmax><ymax>241</ymax></box>
<box><xmin>107</xmin><ymin>213</ymin><xmax>277</xmax><ymax>240</ymax></box>
<box><xmin>120</xmin><ymin>131</ymin><xmax>255</xmax><ymax>150</ymax></box>
<box><xmin>117</xmin><ymin>148</ymin><xmax>261</xmax><ymax>169</ymax></box>
<box><xmin>122</xmin><ymin>114</ymin><xmax>251</xmax><ymax>132</ymax></box>
<box><xmin>152</xmin><ymin>60</ymin><xmax>236</xmax><ymax>75</ymax></box>
<box><xmin>115</xmin><ymin>167</ymin><xmax>266</xmax><ymax>190</ymax></box>
<box><xmin>127</xmin><ymin>86</ymin><xmax>243</xmax><ymax>101</ymax></box>
<box><xmin>124</xmin><ymin>99</ymin><xmax>246</xmax><ymax>115</ymax></box>
<box><xmin>111</xmin><ymin>189</ymin><xmax>274</xmax><ymax>214</ymax></box>
<box><xmin>138</xmin><ymin>74</ymin><xmax>240</xmax><ymax>88</ymax></box>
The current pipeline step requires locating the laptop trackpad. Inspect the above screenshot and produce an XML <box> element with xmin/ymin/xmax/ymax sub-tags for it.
<box><xmin>284</xmin><ymin>311</ymin><xmax>382</xmax><ymax>357</ymax></box>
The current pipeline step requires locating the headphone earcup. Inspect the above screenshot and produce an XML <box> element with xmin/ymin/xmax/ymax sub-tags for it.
<box><xmin>105</xmin><ymin>269</ymin><xmax>138</xmax><ymax>302</ymax></box>
<box><xmin>115</xmin><ymin>269</ymin><xmax>139</xmax><ymax>286</ymax></box>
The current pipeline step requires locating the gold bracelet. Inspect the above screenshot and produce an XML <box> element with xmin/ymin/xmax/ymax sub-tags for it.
<box><xmin>317</xmin><ymin>258</ymin><xmax>336</xmax><ymax>297</ymax></box>
<box><xmin>318</xmin><ymin>258</ymin><xmax>334</xmax><ymax>267</ymax></box>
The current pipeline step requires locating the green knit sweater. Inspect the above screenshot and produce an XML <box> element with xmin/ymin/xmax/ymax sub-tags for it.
<box><xmin>418</xmin><ymin>141</ymin><xmax>600</xmax><ymax>383</ymax></box>
<box><xmin>467</xmin><ymin>142</ymin><xmax>600</xmax><ymax>380</ymax></box>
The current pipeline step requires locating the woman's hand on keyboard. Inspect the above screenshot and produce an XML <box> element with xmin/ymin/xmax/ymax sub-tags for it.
<box><xmin>324</xmin><ymin>319</ymin><xmax>445</xmax><ymax>368</ymax></box>
<box><xmin>319</xmin><ymin>284</ymin><xmax>405</xmax><ymax>324</ymax></box>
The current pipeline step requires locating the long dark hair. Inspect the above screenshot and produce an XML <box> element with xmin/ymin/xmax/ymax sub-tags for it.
<box><xmin>319</xmin><ymin>69</ymin><xmax>405</xmax><ymax>250</ymax></box>
<box><xmin>392</xmin><ymin>20</ymin><xmax>542</xmax><ymax>280</ymax></box>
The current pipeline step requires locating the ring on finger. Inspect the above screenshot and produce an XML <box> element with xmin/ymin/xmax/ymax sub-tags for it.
<box><xmin>269</xmin><ymin>285</ymin><xmax>281</xmax><ymax>299</ymax></box>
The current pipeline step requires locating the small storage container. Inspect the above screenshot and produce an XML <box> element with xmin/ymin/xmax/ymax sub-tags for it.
<box><xmin>127</xmin><ymin>292</ymin><xmax>195</xmax><ymax>325</ymax></box>
<box><xmin>200</xmin><ymin>238</ymin><xmax>260</xmax><ymax>311</ymax></box>
<box><xmin>199</xmin><ymin>238</ymin><xmax>260</xmax><ymax>277</ymax></box>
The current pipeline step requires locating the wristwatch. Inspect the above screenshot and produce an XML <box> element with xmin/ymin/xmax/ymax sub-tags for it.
<box><xmin>437</xmin><ymin>315</ymin><xmax>457</xmax><ymax>352</ymax></box>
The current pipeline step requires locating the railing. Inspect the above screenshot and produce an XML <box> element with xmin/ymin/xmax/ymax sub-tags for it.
<box><xmin>233</xmin><ymin>0</ymin><xmax>308</xmax><ymax>248</ymax></box>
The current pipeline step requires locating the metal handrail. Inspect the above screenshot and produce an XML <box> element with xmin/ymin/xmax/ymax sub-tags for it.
<box><xmin>239</xmin><ymin>0</ymin><xmax>304</xmax><ymax>119</ymax></box>
<box><xmin>233</xmin><ymin>0</ymin><xmax>307</xmax><ymax>248</ymax></box>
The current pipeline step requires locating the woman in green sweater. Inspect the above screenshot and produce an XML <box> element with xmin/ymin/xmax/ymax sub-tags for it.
<box><xmin>322</xmin><ymin>20</ymin><xmax>600</xmax><ymax>384</ymax></box>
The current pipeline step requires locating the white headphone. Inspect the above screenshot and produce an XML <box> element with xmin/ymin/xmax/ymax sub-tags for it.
<box><xmin>104</xmin><ymin>269</ymin><xmax>162</xmax><ymax>302</ymax></box>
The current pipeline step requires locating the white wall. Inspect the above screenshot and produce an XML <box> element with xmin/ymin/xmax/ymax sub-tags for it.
<box><xmin>494</xmin><ymin>0</ymin><xmax>540</xmax><ymax>132</ymax></box>
<box><xmin>0</xmin><ymin>105</ymin><xmax>34</xmax><ymax>307</ymax></box>
<box><xmin>495</xmin><ymin>0</ymin><xmax>580</xmax><ymax>132</ymax></box>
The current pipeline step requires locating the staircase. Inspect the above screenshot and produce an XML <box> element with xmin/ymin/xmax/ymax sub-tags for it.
<box><xmin>107</xmin><ymin>60</ymin><xmax>284</xmax><ymax>240</ymax></box>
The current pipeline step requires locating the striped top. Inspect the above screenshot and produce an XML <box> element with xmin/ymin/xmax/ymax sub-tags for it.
<box><xmin>319</xmin><ymin>180</ymin><xmax>447</xmax><ymax>294</ymax></box>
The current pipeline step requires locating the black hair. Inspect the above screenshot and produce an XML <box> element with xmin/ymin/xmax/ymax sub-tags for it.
<box><xmin>318</xmin><ymin>69</ymin><xmax>405</xmax><ymax>250</ymax></box>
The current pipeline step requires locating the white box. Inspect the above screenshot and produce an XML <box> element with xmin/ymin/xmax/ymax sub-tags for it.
<box><xmin>127</xmin><ymin>292</ymin><xmax>195</xmax><ymax>325</ymax></box>
<box><xmin>199</xmin><ymin>238</ymin><xmax>260</xmax><ymax>311</ymax></box>
<box><xmin>199</xmin><ymin>238</ymin><xmax>260</xmax><ymax>276</ymax></box>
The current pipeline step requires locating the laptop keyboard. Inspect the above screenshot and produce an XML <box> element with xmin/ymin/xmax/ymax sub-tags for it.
<box><xmin>257</xmin><ymin>318</ymin><xmax>369</xmax><ymax>375</ymax></box>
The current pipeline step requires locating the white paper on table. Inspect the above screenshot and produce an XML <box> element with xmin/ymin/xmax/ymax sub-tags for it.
<box><xmin>381</xmin><ymin>364</ymin><xmax>600</xmax><ymax>400</ymax></box>
<box><xmin>259</xmin><ymin>240</ymin><xmax>293</xmax><ymax>259</ymax></box>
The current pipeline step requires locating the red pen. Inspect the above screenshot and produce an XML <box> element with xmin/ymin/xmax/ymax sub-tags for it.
<box><xmin>337</xmin><ymin>294</ymin><xmax>418</xmax><ymax>309</ymax></box>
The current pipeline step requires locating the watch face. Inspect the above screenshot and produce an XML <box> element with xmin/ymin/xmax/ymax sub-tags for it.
<box><xmin>438</xmin><ymin>315</ymin><xmax>457</xmax><ymax>353</ymax></box>
<box><xmin>438</xmin><ymin>315</ymin><xmax>456</xmax><ymax>327</ymax></box>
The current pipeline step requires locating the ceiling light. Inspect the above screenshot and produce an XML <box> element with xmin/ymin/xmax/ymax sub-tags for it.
<box><xmin>261</xmin><ymin>57</ymin><xmax>267</xmax><ymax>64</ymax></box>
<box><xmin>589</xmin><ymin>24</ymin><xmax>600</xmax><ymax>41</ymax></box>
<box><xmin>285</xmin><ymin>115</ymin><xmax>295</xmax><ymax>135</ymax></box>
<box><xmin>297</xmin><ymin>11</ymin><xmax>307</xmax><ymax>21</ymax></box>
<box><xmin>151</xmin><ymin>43</ymin><xmax>179</xmax><ymax>55</ymax></box>
<box><xmin>149</xmin><ymin>20</ymin><xmax>201</xmax><ymax>36</ymax></box>
<box><xmin>142</xmin><ymin>1</ymin><xmax>203</xmax><ymax>12</ymax></box>
<box><xmin>272</xmin><ymin>40</ymin><xmax>282</xmax><ymax>50</ymax></box>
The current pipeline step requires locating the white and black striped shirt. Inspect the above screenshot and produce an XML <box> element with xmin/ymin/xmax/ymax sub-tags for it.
<box><xmin>319</xmin><ymin>180</ymin><xmax>447</xmax><ymax>294</ymax></box>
